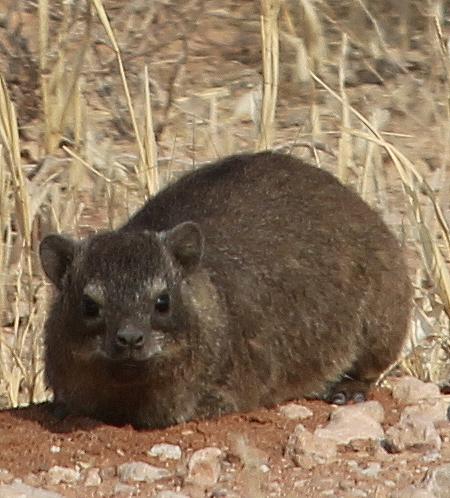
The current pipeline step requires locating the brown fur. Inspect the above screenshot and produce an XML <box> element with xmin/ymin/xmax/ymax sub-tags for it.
<box><xmin>39</xmin><ymin>151</ymin><xmax>412</xmax><ymax>428</ymax></box>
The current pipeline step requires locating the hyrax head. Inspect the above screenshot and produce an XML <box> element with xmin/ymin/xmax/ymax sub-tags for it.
<box><xmin>39</xmin><ymin>222</ymin><xmax>204</xmax><ymax>385</ymax></box>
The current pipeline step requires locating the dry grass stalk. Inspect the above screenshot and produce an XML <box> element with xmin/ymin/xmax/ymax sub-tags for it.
<box><xmin>56</xmin><ymin>16</ymin><xmax>91</xmax><ymax>142</ymax></box>
<box><xmin>0</xmin><ymin>75</ymin><xmax>44</xmax><ymax>406</ymax></box>
<box><xmin>257</xmin><ymin>0</ymin><xmax>281</xmax><ymax>151</ymax></box>
<box><xmin>38</xmin><ymin>0</ymin><xmax>50</xmax><ymax>150</ymax></box>
<box><xmin>67</xmin><ymin>79</ymin><xmax>88</xmax><ymax>189</ymax></box>
<box><xmin>359</xmin><ymin>109</ymin><xmax>390</xmax><ymax>203</ymax></box>
<box><xmin>297</xmin><ymin>0</ymin><xmax>327</xmax><ymax>70</ymax></box>
<box><xmin>399</xmin><ymin>0</ymin><xmax>411</xmax><ymax>51</ymax></box>
<box><xmin>282</xmin><ymin>0</ymin><xmax>326</xmax><ymax>73</ymax></box>
<box><xmin>281</xmin><ymin>1</ymin><xmax>297</xmax><ymax>35</ymax></box>
<box><xmin>280</xmin><ymin>31</ymin><xmax>310</xmax><ymax>82</ymax></box>
<box><xmin>39</xmin><ymin>1</ymin><xmax>91</xmax><ymax>153</ymax></box>
<box><xmin>0</xmin><ymin>144</ymin><xmax>9</xmax><ymax>321</ymax></box>
<box><xmin>92</xmin><ymin>0</ymin><xmax>147</xmax><ymax>174</ymax></box>
<box><xmin>62</xmin><ymin>145</ymin><xmax>113</xmax><ymax>183</ymax></box>
<box><xmin>310</xmin><ymin>101</ymin><xmax>322</xmax><ymax>167</ymax></box>
<box><xmin>142</xmin><ymin>65</ymin><xmax>159</xmax><ymax>198</ymax></box>
<box><xmin>337</xmin><ymin>34</ymin><xmax>352</xmax><ymax>183</ymax></box>
<box><xmin>0</xmin><ymin>77</ymin><xmax>32</xmax><ymax>253</ymax></box>
<box><xmin>352</xmin><ymin>0</ymin><xmax>388</xmax><ymax>59</ymax></box>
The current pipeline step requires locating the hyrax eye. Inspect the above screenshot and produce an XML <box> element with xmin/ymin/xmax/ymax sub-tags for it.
<box><xmin>82</xmin><ymin>295</ymin><xmax>100</xmax><ymax>319</ymax></box>
<box><xmin>154</xmin><ymin>293</ymin><xmax>170</xmax><ymax>314</ymax></box>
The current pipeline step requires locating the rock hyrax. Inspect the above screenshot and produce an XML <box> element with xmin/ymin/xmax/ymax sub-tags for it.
<box><xmin>40</xmin><ymin>151</ymin><xmax>412</xmax><ymax>428</ymax></box>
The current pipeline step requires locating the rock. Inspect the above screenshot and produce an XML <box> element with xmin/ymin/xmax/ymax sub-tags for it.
<box><xmin>338</xmin><ymin>479</ymin><xmax>355</xmax><ymax>491</ymax></box>
<box><xmin>0</xmin><ymin>469</ymin><xmax>13</xmax><ymax>484</ymax></box>
<box><xmin>23</xmin><ymin>474</ymin><xmax>42</xmax><ymax>488</ymax></box>
<box><xmin>155</xmin><ymin>492</ymin><xmax>191</xmax><ymax>498</ymax></box>
<box><xmin>100</xmin><ymin>466</ymin><xmax>116</xmax><ymax>480</ymax></box>
<box><xmin>279</xmin><ymin>403</ymin><xmax>313</xmax><ymax>420</ymax></box>
<box><xmin>117</xmin><ymin>462</ymin><xmax>171</xmax><ymax>483</ymax></box>
<box><xmin>391</xmin><ymin>376</ymin><xmax>440</xmax><ymax>404</ymax></box>
<box><xmin>285</xmin><ymin>423</ymin><xmax>337</xmax><ymax>469</ymax></box>
<box><xmin>423</xmin><ymin>450</ymin><xmax>441</xmax><ymax>463</ymax></box>
<box><xmin>186</xmin><ymin>447</ymin><xmax>222</xmax><ymax>487</ymax></box>
<box><xmin>84</xmin><ymin>467</ymin><xmax>102</xmax><ymax>486</ymax></box>
<box><xmin>402</xmin><ymin>399</ymin><xmax>450</xmax><ymax>424</ymax></box>
<box><xmin>332</xmin><ymin>401</ymin><xmax>385</xmax><ymax>423</ymax></box>
<box><xmin>209</xmin><ymin>489</ymin><xmax>241</xmax><ymax>498</ymax></box>
<box><xmin>392</xmin><ymin>486</ymin><xmax>435</xmax><ymax>498</ymax></box>
<box><xmin>148</xmin><ymin>443</ymin><xmax>182</xmax><ymax>461</ymax></box>
<box><xmin>358</xmin><ymin>462</ymin><xmax>381</xmax><ymax>478</ymax></box>
<box><xmin>314</xmin><ymin>402</ymin><xmax>385</xmax><ymax>445</ymax></box>
<box><xmin>114</xmin><ymin>482</ymin><xmax>137</xmax><ymax>496</ymax></box>
<box><xmin>385</xmin><ymin>412</ymin><xmax>442</xmax><ymax>453</ymax></box>
<box><xmin>424</xmin><ymin>463</ymin><xmax>450</xmax><ymax>497</ymax></box>
<box><xmin>349</xmin><ymin>491</ymin><xmax>367</xmax><ymax>497</ymax></box>
<box><xmin>0</xmin><ymin>482</ymin><xmax>64</xmax><ymax>497</ymax></box>
<box><xmin>46</xmin><ymin>466</ymin><xmax>80</xmax><ymax>485</ymax></box>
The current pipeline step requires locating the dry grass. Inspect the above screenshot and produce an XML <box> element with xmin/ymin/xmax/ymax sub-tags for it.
<box><xmin>0</xmin><ymin>75</ymin><xmax>46</xmax><ymax>406</ymax></box>
<box><xmin>257</xmin><ymin>0</ymin><xmax>280</xmax><ymax>150</ymax></box>
<box><xmin>0</xmin><ymin>0</ymin><xmax>450</xmax><ymax>408</ymax></box>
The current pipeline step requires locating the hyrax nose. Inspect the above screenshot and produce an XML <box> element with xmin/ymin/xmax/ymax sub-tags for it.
<box><xmin>116</xmin><ymin>324</ymin><xmax>145</xmax><ymax>350</ymax></box>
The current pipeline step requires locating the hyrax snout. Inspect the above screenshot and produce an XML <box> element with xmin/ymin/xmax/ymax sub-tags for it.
<box><xmin>40</xmin><ymin>151</ymin><xmax>412</xmax><ymax>428</ymax></box>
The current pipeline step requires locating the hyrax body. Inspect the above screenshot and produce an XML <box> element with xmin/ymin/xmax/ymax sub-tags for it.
<box><xmin>40</xmin><ymin>151</ymin><xmax>411</xmax><ymax>428</ymax></box>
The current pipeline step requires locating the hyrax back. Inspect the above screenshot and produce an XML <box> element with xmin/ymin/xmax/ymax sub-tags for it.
<box><xmin>40</xmin><ymin>151</ymin><xmax>411</xmax><ymax>428</ymax></box>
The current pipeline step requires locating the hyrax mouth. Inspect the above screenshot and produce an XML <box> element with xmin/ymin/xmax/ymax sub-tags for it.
<box><xmin>106</xmin><ymin>357</ymin><xmax>150</xmax><ymax>385</ymax></box>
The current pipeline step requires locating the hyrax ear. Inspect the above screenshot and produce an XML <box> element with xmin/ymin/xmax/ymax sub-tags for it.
<box><xmin>163</xmin><ymin>222</ymin><xmax>204</xmax><ymax>274</ymax></box>
<box><xmin>39</xmin><ymin>234</ymin><xmax>77</xmax><ymax>289</ymax></box>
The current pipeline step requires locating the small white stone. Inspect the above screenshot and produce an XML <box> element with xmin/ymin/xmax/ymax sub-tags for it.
<box><xmin>332</xmin><ymin>401</ymin><xmax>384</xmax><ymax>423</ymax></box>
<box><xmin>424</xmin><ymin>463</ymin><xmax>450</xmax><ymax>497</ymax></box>
<box><xmin>423</xmin><ymin>451</ymin><xmax>441</xmax><ymax>463</ymax></box>
<box><xmin>279</xmin><ymin>403</ymin><xmax>313</xmax><ymax>420</ymax></box>
<box><xmin>359</xmin><ymin>462</ymin><xmax>381</xmax><ymax>478</ymax></box>
<box><xmin>155</xmin><ymin>492</ymin><xmax>191</xmax><ymax>498</ymax></box>
<box><xmin>0</xmin><ymin>482</ymin><xmax>64</xmax><ymax>498</ymax></box>
<box><xmin>84</xmin><ymin>467</ymin><xmax>102</xmax><ymax>487</ymax></box>
<box><xmin>47</xmin><ymin>466</ymin><xmax>80</xmax><ymax>485</ymax></box>
<box><xmin>49</xmin><ymin>446</ymin><xmax>61</xmax><ymax>454</ymax></box>
<box><xmin>117</xmin><ymin>461</ymin><xmax>171</xmax><ymax>483</ymax></box>
<box><xmin>285</xmin><ymin>424</ymin><xmax>337</xmax><ymax>469</ymax></box>
<box><xmin>315</xmin><ymin>402</ymin><xmax>384</xmax><ymax>444</ymax></box>
<box><xmin>114</xmin><ymin>482</ymin><xmax>137</xmax><ymax>496</ymax></box>
<box><xmin>350</xmin><ymin>491</ymin><xmax>367</xmax><ymax>497</ymax></box>
<box><xmin>148</xmin><ymin>443</ymin><xmax>182</xmax><ymax>461</ymax></box>
<box><xmin>394</xmin><ymin>486</ymin><xmax>435</xmax><ymax>498</ymax></box>
<box><xmin>259</xmin><ymin>464</ymin><xmax>270</xmax><ymax>473</ymax></box>
<box><xmin>0</xmin><ymin>469</ymin><xmax>13</xmax><ymax>484</ymax></box>
<box><xmin>186</xmin><ymin>447</ymin><xmax>222</xmax><ymax>487</ymax></box>
<box><xmin>386</xmin><ymin>412</ymin><xmax>441</xmax><ymax>452</ymax></box>
<box><xmin>392</xmin><ymin>376</ymin><xmax>440</xmax><ymax>404</ymax></box>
